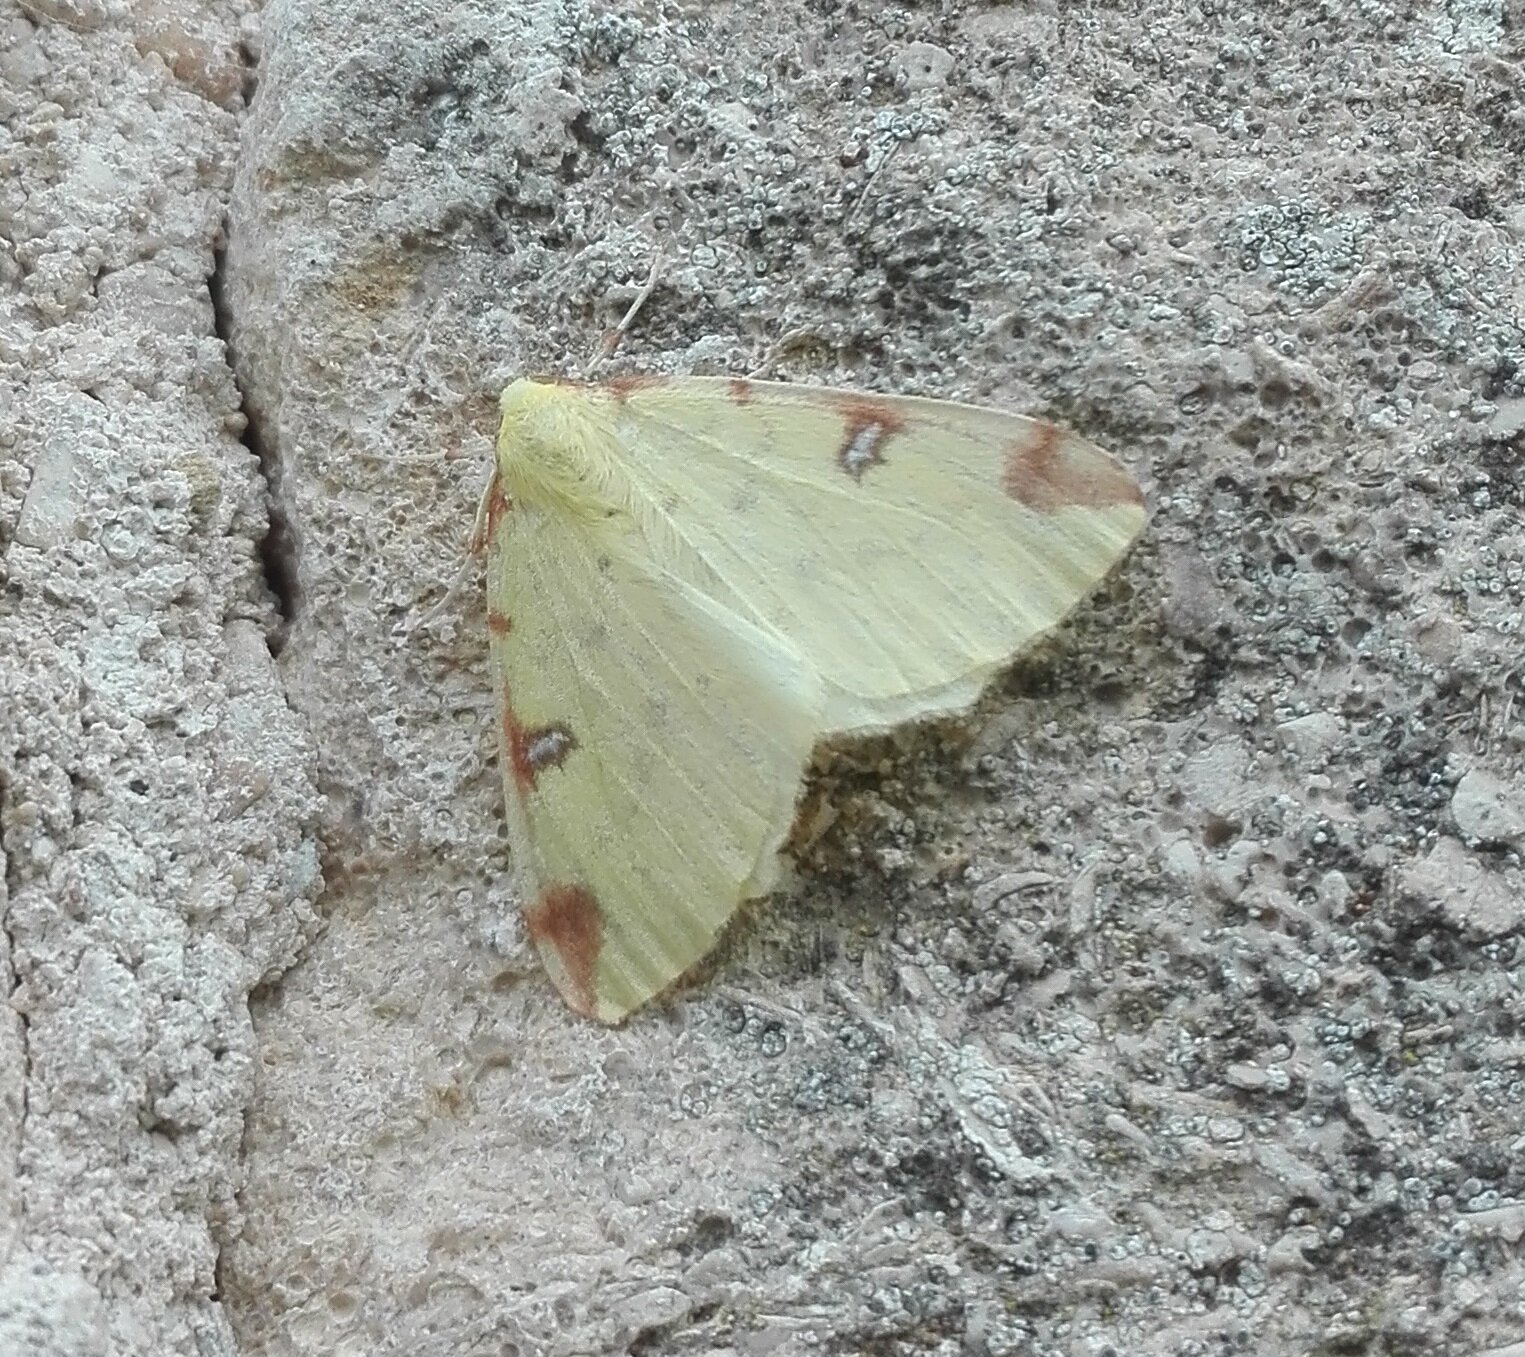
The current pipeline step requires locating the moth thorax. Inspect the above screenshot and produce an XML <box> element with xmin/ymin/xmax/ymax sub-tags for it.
<box><xmin>497</xmin><ymin>379</ymin><xmax>626</xmax><ymax>519</ymax></box>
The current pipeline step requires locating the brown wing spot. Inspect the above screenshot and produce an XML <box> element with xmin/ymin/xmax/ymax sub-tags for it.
<box><xmin>832</xmin><ymin>395</ymin><xmax>906</xmax><ymax>482</ymax></box>
<box><xmin>728</xmin><ymin>377</ymin><xmax>754</xmax><ymax>404</ymax></box>
<box><xmin>485</xmin><ymin>474</ymin><xmax>511</xmax><ymax>538</ymax></box>
<box><xmin>604</xmin><ymin>373</ymin><xmax>669</xmax><ymax>402</ymax></box>
<box><xmin>503</xmin><ymin>710</ymin><xmax>577</xmax><ymax>796</ymax></box>
<box><xmin>525</xmin><ymin>884</ymin><xmax>603</xmax><ymax>1018</ymax></box>
<box><xmin>1001</xmin><ymin>425</ymin><xmax>1145</xmax><ymax>511</ymax></box>
<box><xmin>486</xmin><ymin>610</ymin><xmax>512</xmax><ymax>638</ymax></box>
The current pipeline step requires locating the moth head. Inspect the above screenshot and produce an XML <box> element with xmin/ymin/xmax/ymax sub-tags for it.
<box><xmin>497</xmin><ymin>378</ymin><xmax>624</xmax><ymax>519</ymax></box>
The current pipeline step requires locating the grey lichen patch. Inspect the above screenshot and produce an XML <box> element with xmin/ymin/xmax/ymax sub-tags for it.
<box><xmin>1229</xmin><ymin>198</ymin><xmax>1368</xmax><ymax>307</ymax></box>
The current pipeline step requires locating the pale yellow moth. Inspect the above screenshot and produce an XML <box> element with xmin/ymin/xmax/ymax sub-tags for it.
<box><xmin>487</xmin><ymin>374</ymin><xmax>1145</xmax><ymax>1022</ymax></box>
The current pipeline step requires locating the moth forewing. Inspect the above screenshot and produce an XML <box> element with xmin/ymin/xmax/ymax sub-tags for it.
<box><xmin>489</xmin><ymin>375</ymin><xmax>1145</xmax><ymax>1020</ymax></box>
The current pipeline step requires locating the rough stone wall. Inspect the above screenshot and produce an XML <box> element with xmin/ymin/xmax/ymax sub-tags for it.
<box><xmin>3</xmin><ymin>1</ymin><xmax>1523</xmax><ymax>1355</ymax></box>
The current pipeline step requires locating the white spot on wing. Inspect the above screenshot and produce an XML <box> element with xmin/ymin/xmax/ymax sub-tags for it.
<box><xmin>840</xmin><ymin>423</ymin><xmax>886</xmax><ymax>480</ymax></box>
<box><xmin>526</xmin><ymin>727</ymin><xmax>574</xmax><ymax>770</ymax></box>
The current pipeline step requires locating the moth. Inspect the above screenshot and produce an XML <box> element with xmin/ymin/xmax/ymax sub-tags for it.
<box><xmin>485</xmin><ymin>375</ymin><xmax>1145</xmax><ymax>1021</ymax></box>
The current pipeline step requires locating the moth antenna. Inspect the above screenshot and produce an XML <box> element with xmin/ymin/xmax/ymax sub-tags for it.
<box><xmin>842</xmin><ymin>139</ymin><xmax>904</xmax><ymax>231</ymax></box>
<box><xmin>583</xmin><ymin>248</ymin><xmax>666</xmax><ymax>377</ymax></box>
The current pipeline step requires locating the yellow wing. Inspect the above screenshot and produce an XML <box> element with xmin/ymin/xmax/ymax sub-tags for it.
<box><xmin>489</xmin><ymin>375</ymin><xmax>1145</xmax><ymax>1020</ymax></box>
<box><xmin>484</xmin><ymin>471</ymin><xmax>823</xmax><ymax>1022</ymax></box>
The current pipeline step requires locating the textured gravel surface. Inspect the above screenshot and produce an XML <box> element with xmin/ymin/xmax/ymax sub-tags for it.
<box><xmin>3</xmin><ymin>2</ymin><xmax>1524</xmax><ymax>1355</ymax></box>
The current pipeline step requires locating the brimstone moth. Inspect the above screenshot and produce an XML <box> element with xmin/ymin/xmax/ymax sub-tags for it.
<box><xmin>487</xmin><ymin>375</ymin><xmax>1145</xmax><ymax>1022</ymax></box>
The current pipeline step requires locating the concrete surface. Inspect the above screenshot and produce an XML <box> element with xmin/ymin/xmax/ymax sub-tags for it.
<box><xmin>3</xmin><ymin>0</ymin><xmax>1524</xmax><ymax>1354</ymax></box>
